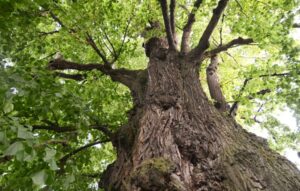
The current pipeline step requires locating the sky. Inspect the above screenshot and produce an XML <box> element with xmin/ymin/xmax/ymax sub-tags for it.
<box><xmin>279</xmin><ymin>27</ymin><xmax>300</xmax><ymax>168</ymax></box>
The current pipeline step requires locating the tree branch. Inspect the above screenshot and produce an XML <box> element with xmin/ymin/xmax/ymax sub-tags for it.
<box><xmin>55</xmin><ymin>72</ymin><xmax>86</xmax><ymax>81</ymax></box>
<box><xmin>86</xmin><ymin>33</ymin><xmax>110</xmax><ymax>65</ymax></box>
<box><xmin>253</xmin><ymin>102</ymin><xmax>265</xmax><ymax>123</ymax></box>
<box><xmin>49</xmin><ymin>59</ymin><xmax>104</xmax><ymax>71</ymax></box>
<box><xmin>181</xmin><ymin>0</ymin><xmax>203</xmax><ymax>53</ymax></box>
<box><xmin>178</xmin><ymin>4</ymin><xmax>190</xmax><ymax>13</ymax></box>
<box><xmin>101</xmin><ymin>28</ymin><xmax>117</xmax><ymax>57</ymax></box>
<box><xmin>81</xmin><ymin>172</ymin><xmax>102</xmax><ymax>178</ymax></box>
<box><xmin>159</xmin><ymin>0</ymin><xmax>176</xmax><ymax>50</ymax></box>
<box><xmin>229</xmin><ymin>72</ymin><xmax>292</xmax><ymax>116</ymax></box>
<box><xmin>203</xmin><ymin>37</ymin><xmax>254</xmax><ymax>58</ymax></box>
<box><xmin>91</xmin><ymin>125</ymin><xmax>113</xmax><ymax>138</ymax></box>
<box><xmin>48</xmin><ymin>10</ymin><xmax>77</xmax><ymax>35</ymax></box>
<box><xmin>59</xmin><ymin>139</ymin><xmax>110</xmax><ymax>171</ymax></box>
<box><xmin>49</xmin><ymin>11</ymin><xmax>66</xmax><ymax>28</ymax></box>
<box><xmin>111</xmin><ymin>18</ymin><xmax>132</xmax><ymax>64</ymax></box>
<box><xmin>169</xmin><ymin>0</ymin><xmax>176</xmax><ymax>36</ymax></box>
<box><xmin>219</xmin><ymin>14</ymin><xmax>225</xmax><ymax>46</ymax></box>
<box><xmin>0</xmin><ymin>156</ymin><xmax>13</xmax><ymax>163</ymax></box>
<box><xmin>206</xmin><ymin>55</ymin><xmax>228</xmax><ymax>112</ymax></box>
<box><xmin>32</xmin><ymin>125</ymin><xmax>77</xmax><ymax>132</ymax></box>
<box><xmin>293</xmin><ymin>23</ymin><xmax>300</xmax><ymax>28</ymax></box>
<box><xmin>48</xmin><ymin>11</ymin><xmax>116</xmax><ymax>66</ymax></box>
<box><xmin>38</xmin><ymin>30</ymin><xmax>60</xmax><ymax>36</ymax></box>
<box><xmin>48</xmin><ymin>59</ymin><xmax>141</xmax><ymax>88</ymax></box>
<box><xmin>191</xmin><ymin>0</ymin><xmax>229</xmax><ymax>58</ymax></box>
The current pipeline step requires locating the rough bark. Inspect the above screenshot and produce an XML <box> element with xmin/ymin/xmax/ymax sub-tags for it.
<box><xmin>100</xmin><ymin>38</ymin><xmax>300</xmax><ymax>191</ymax></box>
<box><xmin>206</xmin><ymin>55</ymin><xmax>228</xmax><ymax>112</ymax></box>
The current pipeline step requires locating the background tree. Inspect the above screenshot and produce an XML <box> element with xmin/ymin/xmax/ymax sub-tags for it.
<box><xmin>0</xmin><ymin>0</ymin><xmax>300</xmax><ymax>190</ymax></box>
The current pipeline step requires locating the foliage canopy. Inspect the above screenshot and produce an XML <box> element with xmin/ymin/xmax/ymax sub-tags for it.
<box><xmin>0</xmin><ymin>0</ymin><xmax>300</xmax><ymax>190</ymax></box>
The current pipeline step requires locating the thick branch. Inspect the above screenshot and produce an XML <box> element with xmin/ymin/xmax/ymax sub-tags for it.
<box><xmin>48</xmin><ymin>59</ymin><xmax>141</xmax><ymax>88</ymax></box>
<box><xmin>32</xmin><ymin>125</ymin><xmax>76</xmax><ymax>132</ymax></box>
<box><xmin>191</xmin><ymin>0</ymin><xmax>229</xmax><ymax>57</ymax></box>
<box><xmin>55</xmin><ymin>72</ymin><xmax>86</xmax><ymax>81</ymax></box>
<box><xmin>49</xmin><ymin>59</ymin><xmax>104</xmax><ymax>71</ymax></box>
<box><xmin>207</xmin><ymin>55</ymin><xmax>228</xmax><ymax>112</ymax></box>
<box><xmin>181</xmin><ymin>0</ymin><xmax>203</xmax><ymax>53</ymax></box>
<box><xmin>159</xmin><ymin>0</ymin><xmax>176</xmax><ymax>50</ymax></box>
<box><xmin>91</xmin><ymin>125</ymin><xmax>113</xmax><ymax>138</ymax></box>
<box><xmin>170</xmin><ymin>0</ymin><xmax>176</xmax><ymax>36</ymax></box>
<box><xmin>203</xmin><ymin>37</ymin><xmax>254</xmax><ymax>58</ymax></box>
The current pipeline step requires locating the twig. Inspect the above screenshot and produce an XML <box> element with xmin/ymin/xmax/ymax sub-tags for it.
<box><xmin>253</xmin><ymin>102</ymin><xmax>265</xmax><ymax>123</ymax></box>
<box><xmin>59</xmin><ymin>139</ymin><xmax>110</xmax><ymax>171</ymax></box>
<box><xmin>234</xmin><ymin>0</ymin><xmax>248</xmax><ymax>17</ymax></box>
<box><xmin>219</xmin><ymin>14</ymin><xmax>225</xmax><ymax>46</ymax></box>
<box><xmin>229</xmin><ymin>72</ymin><xmax>292</xmax><ymax>115</ymax></box>
<box><xmin>86</xmin><ymin>33</ymin><xmax>110</xmax><ymax>65</ymax></box>
<box><xmin>111</xmin><ymin>18</ymin><xmax>132</xmax><ymax>64</ymax></box>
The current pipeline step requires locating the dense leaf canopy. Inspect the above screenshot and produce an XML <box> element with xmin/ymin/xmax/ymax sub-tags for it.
<box><xmin>0</xmin><ymin>0</ymin><xmax>299</xmax><ymax>190</ymax></box>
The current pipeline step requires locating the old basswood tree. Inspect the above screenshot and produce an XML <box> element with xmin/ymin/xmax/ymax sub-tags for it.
<box><xmin>1</xmin><ymin>0</ymin><xmax>300</xmax><ymax>190</ymax></box>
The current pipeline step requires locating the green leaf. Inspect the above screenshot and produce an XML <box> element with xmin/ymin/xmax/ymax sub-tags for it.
<box><xmin>24</xmin><ymin>150</ymin><xmax>36</xmax><ymax>162</ymax></box>
<box><xmin>3</xmin><ymin>141</ymin><xmax>24</xmax><ymax>156</ymax></box>
<box><xmin>48</xmin><ymin>159</ymin><xmax>59</xmax><ymax>170</ymax></box>
<box><xmin>17</xmin><ymin>126</ymin><xmax>34</xmax><ymax>139</ymax></box>
<box><xmin>0</xmin><ymin>131</ymin><xmax>7</xmax><ymax>144</ymax></box>
<box><xmin>43</xmin><ymin>148</ymin><xmax>56</xmax><ymax>161</ymax></box>
<box><xmin>31</xmin><ymin>170</ymin><xmax>48</xmax><ymax>187</ymax></box>
<box><xmin>63</xmin><ymin>174</ymin><xmax>75</xmax><ymax>188</ymax></box>
<box><xmin>3</xmin><ymin>101</ymin><xmax>14</xmax><ymax>114</ymax></box>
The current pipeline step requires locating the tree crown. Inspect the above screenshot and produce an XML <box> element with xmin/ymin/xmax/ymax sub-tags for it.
<box><xmin>0</xmin><ymin>0</ymin><xmax>299</xmax><ymax>190</ymax></box>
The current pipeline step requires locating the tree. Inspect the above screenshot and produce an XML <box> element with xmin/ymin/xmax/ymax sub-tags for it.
<box><xmin>0</xmin><ymin>0</ymin><xmax>300</xmax><ymax>190</ymax></box>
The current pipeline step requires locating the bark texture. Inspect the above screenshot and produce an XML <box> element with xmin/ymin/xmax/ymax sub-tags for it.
<box><xmin>100</xmin><ymin>38</ymin><xmax>300</xmax><ymax>191</ymax></box>
<box><xmin>206</xmin><ymin>55</ymin><xmax>228</xmax><ymax>112</ymax></box>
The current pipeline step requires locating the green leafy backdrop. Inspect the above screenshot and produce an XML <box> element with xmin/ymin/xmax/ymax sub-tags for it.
<box><xmin>0</xmin><ymin>0</ymin><xmax>299</xmax><ymax>190</ymax></box>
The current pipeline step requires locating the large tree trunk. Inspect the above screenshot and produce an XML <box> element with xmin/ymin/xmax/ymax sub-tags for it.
<box><xmin>100</xmin><ymin>38</ymin><xmax>300</xmax><ymax>191</ymax></box>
